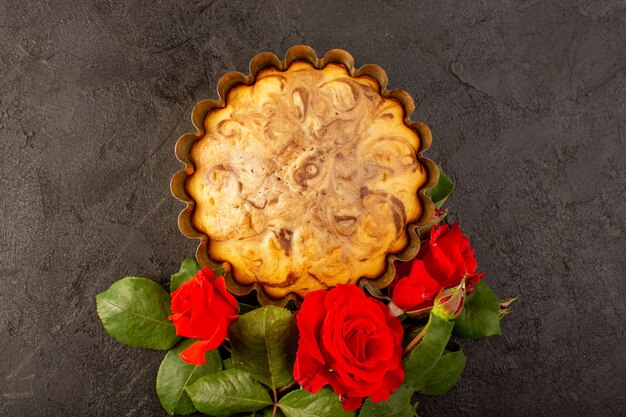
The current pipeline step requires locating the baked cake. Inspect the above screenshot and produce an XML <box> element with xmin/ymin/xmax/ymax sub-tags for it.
<box><xmin>184</xmin><ymin>58</ymin><xmax>429</xmax><ymax>300</ymax></box>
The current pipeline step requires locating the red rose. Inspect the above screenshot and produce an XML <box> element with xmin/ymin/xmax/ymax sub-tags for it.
<box><xmin>391</xmin><ymin>222</ymin><xmax>484</xmax><ymax>311</ymax></box>
<box><xmin>422</xmin><ymin>222</ymin><xmax>484</xmax><ymax>290</ymax></box>
<box><xmin>391</xmin><ymin>260</ymin><xmax>442</xmax><ymax>311</ymax></box>
<box><xmin>169</xmin><ymin>267</ymin><xmax>238</xmax><ymax>365</ymax></box>
<box><xmin>294</xmin><ymin>284</ymin><xmax>404</xmax><ymax>411</ymax></box>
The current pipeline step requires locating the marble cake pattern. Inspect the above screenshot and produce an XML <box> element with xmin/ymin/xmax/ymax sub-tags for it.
<box><xmin>186</xmin><ymin>61</ymin><xmax>427</xmax><ymax>299</ymax></box>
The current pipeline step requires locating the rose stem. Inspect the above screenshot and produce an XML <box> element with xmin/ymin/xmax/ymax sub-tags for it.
<box><xmin>403</xmin><ymin>326</ymin><xmax>427</xmax><ymax>357</ymax></box>
<box><xmin>277</xmin><ymin>380</ymin><xmax>297</xmax><ymax>394</ymax></box>
<box><xmin>271</xmin><ymin>388</ymin><xmax>278</xmax><ymax>417</ymax></box>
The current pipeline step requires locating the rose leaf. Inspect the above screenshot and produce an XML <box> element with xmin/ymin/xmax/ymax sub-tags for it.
<box><xmin>170</xmin><ymin>258</ymin><xmax>201</xmax><ymax>292</ymax></box>
<box><xmin>415</xmin><ymin>350</ymin><xmax>467</xmax><ymax>396</ymax></box>
<box><xmin>156</xmin><ymin>339</ymin><xmax>222</xmax><ymax>416</ymax></box>
<box><xmin>453</xmin><ymin>282</ymin><xmax>502</xmax><ymax>339</ymax></box>
<box><xmin>360</xmin><ymin>384</ymin><xmax>417</xmax><ymax>417</ymax></box>
<box><xmin>185</xmin><ymin>368</ymin><xmax>272</xmax><ymax>416</ymax></box>
<box><xmin>425</xmin><ymin>165</ymin><xmax>454</xmax><ymax>209</ymax></box>
<box><xmin>96</xmin><ymin>277</ymin><xmax>180</xmax><ymax>350</ymax></box>
<box><xmin>403</xmin><ymin>313</ymin><xmax>454</xmax><ymax>389</ymax></box>
<box><xmin>229</xmin><ymin>305</ymin><xmax>298</xmax><ymax>389</ymax></box>
<box><xmin>278</xmin><ymin>388</ymin><xmax>355</xmax><ymax>417</ymax></box>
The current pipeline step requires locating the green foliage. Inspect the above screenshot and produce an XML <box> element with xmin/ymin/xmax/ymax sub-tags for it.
<box><xmin>96</xmin><ymin>277</ymin><xmax>179</xmax><ymax>350</ymax></box>
<box><xmin>156</xmin><ymin>339</ymin><xmax>222</xmax><ymax>415</ymax></box>
<box><xmin>425</xmin><ymin>165</ymin><xmax>454</xmax><ymax>209</ymax></box>
<box><xmin>360</xmin><ymin>385</ymin><xmax>418</xmax><ymax>417</ymax></box>
<box><xmin>403</xmin><ymin>313</ymin><xmax>454</xmax><ymax>389</ymax></box>
<box><xmin>415</xmin><ymin>350</ymin><xmax>466</xmax><ymax>396</ymax></box>
<box><xmin>186</xmin><ymin>369</ymin><xmax>272</xmax><ymax>416</ymax></box>
<box><xmin>229</xmin><ymin>306</ymin><xmax>298</xmax><ymax>389</ymax></box>
<box><xmin>170</xmin><ymin>258</ymin><xmax>201</xmax><ymax>292</ymax></box>
<box><xmin>278</xmin><ymin>388</ymin><xmax>355</xmax><ymax>417</ymax></box>
<box><xmin>454</xmin><ymin>282</ymin><xmax>502</xmax><ymax>339</ymax></box>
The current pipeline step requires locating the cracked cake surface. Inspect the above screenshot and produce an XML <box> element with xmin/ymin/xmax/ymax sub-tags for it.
<box><xmin>186</xmin><ymin>61</ymin><xmax>428</xmax><ymax>299</ymax></box>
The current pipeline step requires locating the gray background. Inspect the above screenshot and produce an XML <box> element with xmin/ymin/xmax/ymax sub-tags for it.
<box><xmin>1</xmin><ymin>0</ymin><xmax>624</xmax><ymax>416</ymax></box>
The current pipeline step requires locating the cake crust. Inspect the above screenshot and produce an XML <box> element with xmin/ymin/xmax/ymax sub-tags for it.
<box><xmin>172</xmin><ymin>46</ymin><xmax>438</xmax><ymax>304</ymax></box>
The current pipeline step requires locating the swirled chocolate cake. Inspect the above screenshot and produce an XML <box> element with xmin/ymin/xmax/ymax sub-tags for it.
<box><xmin>187</xmin><ymin>61</ymin><xmax>427</xmax><ymax>299</ymax></box>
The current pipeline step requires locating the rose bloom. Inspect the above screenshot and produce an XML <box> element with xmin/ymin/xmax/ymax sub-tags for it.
<box><xmin>392</xmin><ymin>222</ymin><xmax>485</xmax><ymax>311</ymax></box>
<box><xmin>391</xmin><ymin>259</ymin><xmax>442</xmax><ymax>312</ymax></box>
<box><xmin>294</xmin><ymin>284</ymin><xmax>404</xmax><ymax>411</ymax></box>
<box><xmin>169</xmin><ymin>267</ymin><xmax>238</xmax><ymax>365</ymax></box>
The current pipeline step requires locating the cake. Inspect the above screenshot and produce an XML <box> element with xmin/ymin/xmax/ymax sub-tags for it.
<box><xmin>172</xmin><ymin>46</ymin><xmax>437</xmax><ymax>303</ymax></box>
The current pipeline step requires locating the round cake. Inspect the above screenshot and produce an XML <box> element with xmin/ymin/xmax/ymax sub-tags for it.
<box><xmin>185</xmin><ymin>59</ymin><xmax>428</xmax><ymax>300</ymax></box>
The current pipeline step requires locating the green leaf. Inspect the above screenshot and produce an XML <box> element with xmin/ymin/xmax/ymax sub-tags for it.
<box><xmin>96</xmin><ymin>277</ymin><xmax>180</xmax><ymax>350</ymax></box>
<box><xmin>170</xmin><ymin>258</ymin><xmax>201</xmax><ymax>292</ymax></box>
<box><xmin>425</xmin><ymin>165</ymin><xmax>454</xmax><ymax>209</ymax></box>
<box><xmin>156</xmin><ymin>339</ymin><xmax>222</xmax><ymax>416</ymax></box>
<box><xmin>454</xmin><ymin>282</ymin><xmax>501</xmax><ymax>339</ymax></box>
<box><xmin>415</xmin><ymin>350</ymin><xmax>466</xmax><ymax>396</ymax></box>
<box><xmin>278</xmin><ymin>388</ymin><xmax>355</xmax><ymax>417</ymax></box>
<box><xmin>403</xmin><ymin>313</ymin><xmax>454</xmax><ymax>389</ymax></box>
<box><xmin>229</xmin><ymin>306</ymin><xmax>298</xmax><ymax>389</ymax></box>
<box><xmin>185</xmin><ymin>368</ymin><xmax>272</xmax><ymax>416</ymax></box>
<box><xmin>360</xmin><ymin>385</ymin><xmax>417</xmax><ymax>417</ymax></box>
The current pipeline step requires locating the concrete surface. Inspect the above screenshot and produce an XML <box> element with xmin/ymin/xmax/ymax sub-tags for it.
<box><xmin>1</xmin><ymin>0</ymin><xmax>624</xmax><ymax>416</ymax></box>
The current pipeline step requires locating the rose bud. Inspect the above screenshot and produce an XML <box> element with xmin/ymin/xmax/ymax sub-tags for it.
<box><xmin>432</xmin><ymin>278</ymin><xmax>466</xmax><ymax>320</ymax></box>
<box><xmin>168</xmin><ymin>267</ymin><xmax>238</xmax><ymax>365</ymax></box>
<box><xmin>499</xmin><ymin>296</ymin><xmax>518</xmax><ymax>319</ymax></box>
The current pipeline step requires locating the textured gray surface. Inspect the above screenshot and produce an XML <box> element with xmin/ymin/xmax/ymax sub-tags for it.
<box><xmin>1</xmin><ymin>0</ymin><xmax>624</xmax><ymax>416</ymax></box>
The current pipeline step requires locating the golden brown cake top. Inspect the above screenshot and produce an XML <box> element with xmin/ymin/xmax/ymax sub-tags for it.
<box><xmin>187</xmin><ymin>61</ymin><xmax>427</xmax><ymax>299</ymax></box>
